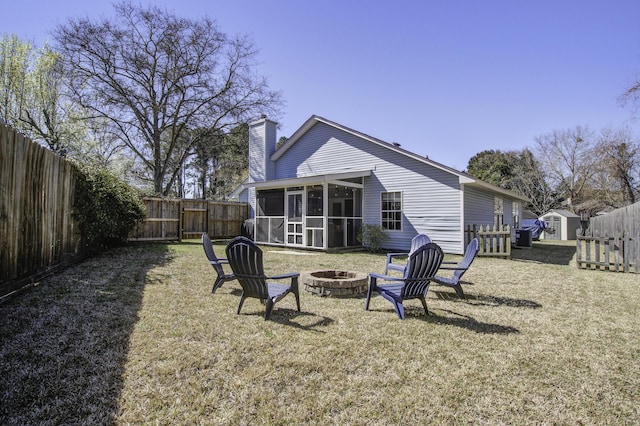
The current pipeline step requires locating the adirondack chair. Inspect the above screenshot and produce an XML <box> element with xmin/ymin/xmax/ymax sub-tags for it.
<box><xmin>433</xmin><ymin>238</ymin><xmax>479</xmax><ymax>299</ymax></box>
<box><xmin>385</xmin><ymin>233</ymin><xmax>431</xmax><ymax>274</ymax></box>
<box><xmin>366</xmin><ymin>242</ymin><xmax>444</xmax><ymax>320</ymax></box>
<box><xmin>225</xmin><ymin>236</ymin><xmax>300</xmax><ymax>320</ymax></box>
<box><xmin>202</xmin><ymin>233</ymin><xmax>235</xmax><ymax>293</ymax></box>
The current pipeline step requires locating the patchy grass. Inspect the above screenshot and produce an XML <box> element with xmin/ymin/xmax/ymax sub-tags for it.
<box><xmin>1</xmin><ymin>240</ymin><xmax>639</xmax><ymax>424</ymax></box>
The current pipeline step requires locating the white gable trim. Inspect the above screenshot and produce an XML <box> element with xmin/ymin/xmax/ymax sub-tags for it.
<box><xmin>244</xmin><ymin>169</ymin><xmax>371</xmax><ymax>189</ymax></box>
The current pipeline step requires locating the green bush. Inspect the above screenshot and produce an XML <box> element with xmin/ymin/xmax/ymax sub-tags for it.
<box><xmin>74</xmin><ymin>164</ymin><xmax>146</xmax><ymax>251</ymax></box>
<box><xmin>357</xmin><ymin>224</ymin><xmax>389</xmax><ymax>253</ymax></box>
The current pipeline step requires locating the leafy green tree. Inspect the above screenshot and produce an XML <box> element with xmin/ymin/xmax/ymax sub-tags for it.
<box><xmin>0</xmin><ymin>35</ymin><xmax>83</xmax><ymax>153</ymax></box>
<box><xmin>209</xmin><ymin>123</ymin><xmax>249</xmax><ymax>199</ymax></box>
<box><xmin>21</xmin><ymin>45</ymin><xmax>82</xmax><ymax>153</ymax></box>
<box><xmin>466</xmin><ymin>149</ymin><xmax>517</xmax><ymax>188</ymax></box>
<box><xmin>186</xmin><ymin>123</ymin><xmax>249</xmax><ymax>199</ymax></box>
<box><xmin>0</xmin><ymin>34</ymin><xmax>30</xmax><ymax>128</ymax></box>
<box><xmin>54</xmin><ymin>2</ymin><xmax>282</xmax><ymax>195</ymax></box>
<box><xmin>466</xmin><ymin>148</ymin><xmax>559</xmax><ymax>216</ymax></box>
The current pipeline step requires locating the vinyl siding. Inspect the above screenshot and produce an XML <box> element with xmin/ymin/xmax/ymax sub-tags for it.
<box><xmin>249</xmin><ymin>119</ymin><xmax>277</xmax><ymax>182</ymax></box>
<box><xmin>463</xmin><ymin>186</ymin><xmax>495</xmax><ymax>227</ymax></box>
<box><xmin>248</xmin><ymin>123</ymin><xmax>266</xmax><ymax>183</ymax></box>
<box><xmin>464</xmin><ymin>185</ymin><xmax>521</xmax><ymax>243</ymax></box>
<box><xmin>275</xmin><ymin>122</ymin><xmax>463</xmax><ymax>253</ymax></box>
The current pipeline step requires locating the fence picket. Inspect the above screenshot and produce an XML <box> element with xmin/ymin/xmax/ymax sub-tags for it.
<box><xmin>465</xmin><ymin>224</ymin><xmax>511</xmax><ymax>258</ymax></box>
<box><xmin>1</xmin><ymin>123</ymin><xmax>83</xmax><ymax>297</ymax></box>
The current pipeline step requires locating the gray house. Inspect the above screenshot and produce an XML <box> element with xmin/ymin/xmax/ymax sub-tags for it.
<box><xmin>236</xmin><ymin>115</ymin><xmax>527</xmax><ymax>254</ymax></box>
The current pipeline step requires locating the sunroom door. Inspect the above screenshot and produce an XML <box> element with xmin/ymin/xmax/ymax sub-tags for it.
<box><xmin>286</xmin><ymin>191</ymin><xmax>304</xmax><ymax>246</ymax></box>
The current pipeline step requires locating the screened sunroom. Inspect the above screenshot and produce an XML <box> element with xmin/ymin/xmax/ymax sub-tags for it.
<box><xmin>250</xmin><ymin>173</ymin><xmax>366</xmax><ymax>250</ymax></box>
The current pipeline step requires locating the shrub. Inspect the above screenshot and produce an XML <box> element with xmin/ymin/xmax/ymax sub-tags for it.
<box><xmin>357</xmin><ymin>224</ymin><xmax>389</xmax><ymax>253</ymax></box>
<box><xmin>74</xmin><ymin>164</ymin><xmax>146</xmax><ymax>251</ymax></box>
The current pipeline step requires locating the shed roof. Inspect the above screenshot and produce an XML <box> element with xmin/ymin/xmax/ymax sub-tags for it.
<box><xmin>542</xmin><ymin>209</ymin><xmax>581</xmax><ymax>218</ymax></box>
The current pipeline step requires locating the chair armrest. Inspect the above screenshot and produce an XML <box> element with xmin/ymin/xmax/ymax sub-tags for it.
<box><xmin>369</xmin><ymin>272</ymin><xmax>404</xmax><ymax>282</ymax></box>
<box><xmin>438</xmin><ymin>266</ymin><xmax>467</xmax><ymax>271</ymax></box>
<box><xmin>268</xmin><ymin>272</ymin><xmax>300</xmax><ymax>280</ymax></box>
<box><xmin>386</xmin><ymin>252</ymin><xmax>408</xmax><ymax>262</ymax></box>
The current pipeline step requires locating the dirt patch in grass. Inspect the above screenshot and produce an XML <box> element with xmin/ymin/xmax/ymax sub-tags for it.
<box><xmin>1</xmin><ymin>240</ymin><xmax>639</xmax><ymax>424</ymax></box>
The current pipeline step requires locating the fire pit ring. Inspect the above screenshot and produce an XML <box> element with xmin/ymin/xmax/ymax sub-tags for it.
<box><xmin>301</xmin><ymin>270</ymin><xmax>368</xmax><ymax>297</ymax></box>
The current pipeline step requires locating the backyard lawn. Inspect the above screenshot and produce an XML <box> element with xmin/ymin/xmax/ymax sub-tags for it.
<box><xmin>1</xmin><ymin>239</ymin><xmax>638</xmax><ymax>424</ymax></box>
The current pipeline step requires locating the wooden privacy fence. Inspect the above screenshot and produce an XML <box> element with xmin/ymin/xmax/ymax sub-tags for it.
<box><xmin>576</xmin><ymin>202</ymin><xmax>639</xmax><ymax>273</ymax></box>
<box><xmin>129</xmin><ymin>198</ymin><xmax>250</xmax><ymax>242</ymax></box>
<box><xmin>576</xmin><ymin>202</ymin><xmax>639</xmax><ymax>274</ymax></box>
<box><xmin>465</xmin><ymin>224</ymin><xmax>511</xmax><ymax>258</ymax></box>
<box><xmin>576</xmin><ymin>235</ymin><xmax>637</xmax><ymax>273</ymax></box>
<box><xmin>1</xmin><ymin>123</ymin><xmax>83</xmax><ymax>298</ymax></box>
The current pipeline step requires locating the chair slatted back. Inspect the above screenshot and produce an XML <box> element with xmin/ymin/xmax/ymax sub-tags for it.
<box><xmin>202</xmin><ymin>233</ymin><xmax>225</xmax><ymax>277</ymax></box>
<box><xmin>225</xmin><ymin>237</ymin><xmax>269</xmax><ymax>299</ymax></box>
<box><xmin>402</xmin><ymin>243</ymin><xmax>444</xmax><ymax>298</ymax></box>
<box><xmin>409</xmin><ymin>234</ymin><xmax>431</xmax><ymax>254</ymax></box>
<box><xmin>453</xmin><ymin>238</ymin><xmax>479</xmax><ymax>281</ymax></box>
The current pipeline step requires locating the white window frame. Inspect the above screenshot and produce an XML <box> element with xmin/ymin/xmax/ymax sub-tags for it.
<box><xmin>512</xmin><ymin>201</ymin><xmax>520</xmax><ymax>229</ymax></box>
<box><xmin>381</xmin><ymin>191</ymin><xmax>402</xmax><ymax>231</ymax></box>
<box><xmin>494</xmin><ymin>197</ymin><xmax>504</xmax><ymax>228</ymax></box>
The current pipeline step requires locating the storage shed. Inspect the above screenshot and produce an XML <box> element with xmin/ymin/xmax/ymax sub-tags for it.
<box><xmin>539</xmin><ymin>209</ymin><xmax>581</xmax><ymax>240</ymax></box>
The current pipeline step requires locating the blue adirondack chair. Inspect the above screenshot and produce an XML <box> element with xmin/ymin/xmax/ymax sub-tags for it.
<box><xmin>225</xmin><ymin>236</ymin><xmax>300</xmax><ymax>320</ymax></box>
<box><xmin>433</xmin><ymin>238</ymin><xmax>479</xmax><ymax>299</ymax></box>
<box><xmin>366</xmin><ymin>242</ymin><xmax>444</xmax><ymax>320</ymax></box>
<box><xmin>202</xmin><ymin>233</ymin><xmax>235</xmax><ymax>293</ymax></box>
<box><xmin>385</xmin><ymin>233</ymin><xmax>432</xmax><ymax>274</ymax></box>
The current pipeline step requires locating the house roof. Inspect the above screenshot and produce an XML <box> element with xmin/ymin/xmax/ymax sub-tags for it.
<box><xmin>273</xmin><ymin>115</ymin><xmax>529</xmax><ymax>202</ymax></box>
<box><xmin>541</xmin><ymin>209</ymin><xmax>581</xmax><ymax>218</ymax></box>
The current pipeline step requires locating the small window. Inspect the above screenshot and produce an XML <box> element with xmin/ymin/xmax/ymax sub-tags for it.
<box><xmin>512</xmin><ymin>201</ymin><xmax>520</xmax><ymax>228</ymax></box>
<box><xmin>381</xmin><ymin>192</ymin><xmax>402</xmax><ymax>230</ymax></box>
<box><xmin>494</xmin><ymin>197</ymin><xmax>504</xmax><ymax>227</ymax></box>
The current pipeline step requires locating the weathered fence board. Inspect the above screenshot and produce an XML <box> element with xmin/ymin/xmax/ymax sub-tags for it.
<box><xmin>577</xmin><ymin>202</ymin><xmax>639</xmax><ymax>274</ymax></box>
<box><xmin>577</xmin><ymin>235</ymin><xmax>637</xmax><ymax>273</ymax></box>
<box><xmin>465</xmin><ymin>224</ymin><xmax>511</xmax><ymax>258</ymax></box>
<box><xmin>1</xmin><ymin>123</ymin><xmax>83</xmax><ymax>297</ymax></box>
<box><xmin>129</xmin><ymin>198</ymin><xmax>249</xmax><ymax>242</ymax></box>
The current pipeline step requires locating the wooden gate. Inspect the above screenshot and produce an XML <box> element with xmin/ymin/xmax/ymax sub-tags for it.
<box><xmin>465</xmin><ymin>224</ymin><xmax>512</xmax><ymax>258</ymax></box>
<box><xmin>129</xmin><ymin>198</ymin><xmax>249</xmax><ymax>241</ymax></box>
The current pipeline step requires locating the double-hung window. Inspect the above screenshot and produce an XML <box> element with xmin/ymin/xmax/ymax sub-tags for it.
<box><xmin>381</xmin><ymin>191</ymin><xmax>402</xmax><ymax>230</ymax></box>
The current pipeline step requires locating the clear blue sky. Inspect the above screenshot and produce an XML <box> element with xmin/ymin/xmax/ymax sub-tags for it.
<box><xmin>4</xmin><ymin>0</ymin><xmax>640</xmax><ymax>170</ymax></box>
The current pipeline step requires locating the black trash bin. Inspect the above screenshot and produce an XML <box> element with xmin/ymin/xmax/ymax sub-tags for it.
<box><xmin>515</xmin><ymin>229</ymin><xmax>532</xmax><ymax>248</ymax></box>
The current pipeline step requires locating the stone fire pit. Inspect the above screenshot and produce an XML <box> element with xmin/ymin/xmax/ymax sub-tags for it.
<box><xmin>301</xmin><ymin>270</ymin><xmax>368</xmax><ymax>297</ymax></box>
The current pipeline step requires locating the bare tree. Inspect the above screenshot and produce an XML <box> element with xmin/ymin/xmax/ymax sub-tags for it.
<box><xmin>54</xmin><ymin>2</ymin><xmax>282</xmax><ymax>195</ymax></box>
<box><xmin>510</xmin><ymin>149</ymin><xmax>558</xmax><ymax>216</ymax></box>
<box><xmin>534</xmin><ymin>126</ymin><xmax>597</xmax><ymax>213</ymax></box>
<box><xmin>594</xmin><ymin>127</ymin><xmax>639</xmax><ymax>206</ymax></box>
